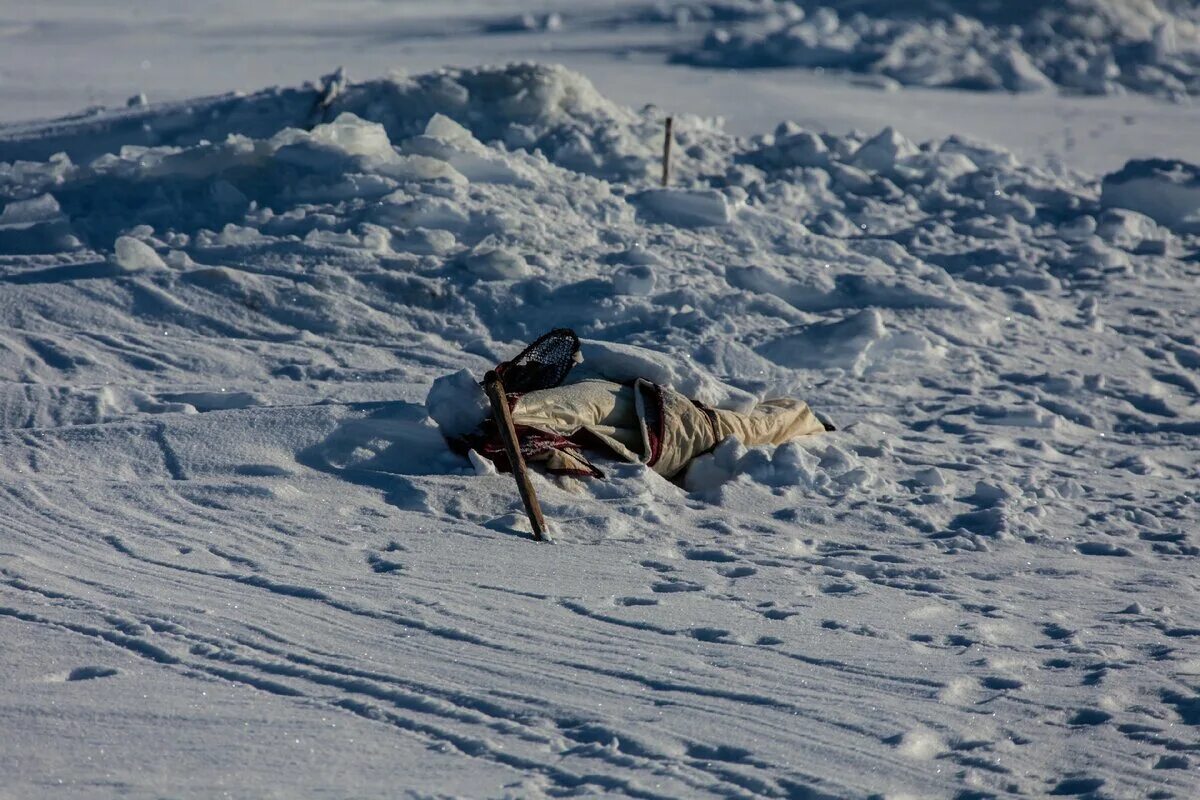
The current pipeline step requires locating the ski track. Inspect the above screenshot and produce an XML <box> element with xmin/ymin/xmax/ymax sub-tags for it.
<box><xmin>1</xmin><ymin>397</ymin><xmax>1196</xmax><ymax>797</ymax></box>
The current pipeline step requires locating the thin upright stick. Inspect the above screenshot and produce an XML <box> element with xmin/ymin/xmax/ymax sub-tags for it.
<box><xmin>483</xmin><ymin>370</ymin><xmax>547</xmax><ymax>542</ymax></box>
<box><xmin>661</xmin><ymin>116</ymin><xmax>673</xmax><ymax>187</ymax></box>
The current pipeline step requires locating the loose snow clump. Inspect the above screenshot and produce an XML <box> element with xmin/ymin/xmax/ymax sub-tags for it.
<box><xmin>426</xmin><ymin>369</ymin><xmax>490</xmax><ymax>439</ymax></box>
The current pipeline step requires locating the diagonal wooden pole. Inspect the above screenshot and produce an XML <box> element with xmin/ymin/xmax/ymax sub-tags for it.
<box><xmin>483</xmin><ymin>370</ymin><xmax>547</xmax><ymax>542</ymax></box>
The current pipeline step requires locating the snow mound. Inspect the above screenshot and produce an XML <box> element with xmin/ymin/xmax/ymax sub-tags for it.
<box><xmin>684</xmin><ymin>436</ymin><xmax>881</xmax><ymax>496</ymax></box>
<box><xmin>675</xmin><ymin>1</ymin><xmax>1200</xmax><ymax>98</ymax></box>
<box><xmin>1102</xmin><ymin>158</ymin><xmax>1200</xmax><ymax>233</ymax></box>
<box><xmin>0</xmin><ymin>63</ymin><xmax>729</xmax><ymax>184</ymax></box>
<box><xmin>756</xmin><ymin>309</ymin><xmax>942</xmax><ymax>375</ymax></box>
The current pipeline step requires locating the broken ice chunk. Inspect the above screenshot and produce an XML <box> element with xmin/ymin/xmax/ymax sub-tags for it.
<box><xmin>634</xmin><ymin>188</ymin><xmax>734</xmax><ymax>227</ymax></box>
<box><xmin>112</xmin><ymin>236</ymin><xmax>167</xmax><ymax>271</ymax></box>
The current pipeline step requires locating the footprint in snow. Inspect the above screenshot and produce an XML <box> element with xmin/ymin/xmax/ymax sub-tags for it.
<box><xmin>1076</xmin><ymin>541</ymin><xmax>1132</xmax><ymax>557</ymax></box>
<box><xmin>684</xmin><ymin>743</ymin><xmax>754</xmax><ymax>764</ymax></box>
<box><xmin>688</xmin><ymin>627</ymin><xmax>733</xmax><ymax>643</ymax></box>
<box><xmin>650</xmin><ymin>579</ymin><xmax>703</xmax><ymax>593</ymax></box>
<box><xmin>1048</xmin><ymin>776</ymin><xmax>1105</xmax><ymax>795</ymax></box>
<box><xmin>762</xmin><ymin>608</ymin><xmax>798</xmax><ymax>621</ymax></box>
<box><xmin>367</xmin><ymin>552</ymin><xmax>404</xmax><ymax>574</ymax></box>
<box><xmin>683</xmin><ymin>547</ymin><xmax>737</xmax><ymax>563</ymax></box>
<box><xmin>1043</xmin><ymin>623</ymin><xmax>1076</xmax><ymax>641</ymax></box>
<box><xmin>68</xmin><ymin>666</ymin><xmax>120</xmax><ymax>681</ymax></box>
<box><xmin>1067</xmin><ymin>709</ymin><xmax>1112</xmax><ymax>726</ymax></box>
<box><xmin>43</xmin><ymin>666</ymin><xmax>120</xmax><ymax>682</ymax></box>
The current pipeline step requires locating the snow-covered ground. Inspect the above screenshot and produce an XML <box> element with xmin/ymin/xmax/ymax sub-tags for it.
<box><xmin>2</xmin><ymin>4</ymin><xmax>1199</xmax><ymax>800</ymax></box>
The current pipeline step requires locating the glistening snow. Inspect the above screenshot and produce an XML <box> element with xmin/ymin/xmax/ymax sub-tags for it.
<box><xmin>1</xmin><ymin>37</ymin><xmax>1198</xmax><ymax>800</ymax></box>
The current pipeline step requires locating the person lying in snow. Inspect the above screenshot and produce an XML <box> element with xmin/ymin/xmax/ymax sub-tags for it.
<box><xmin>427</xmin><ymin>329</ymin><xmax>832</xmax><ymax>480</ymax></box>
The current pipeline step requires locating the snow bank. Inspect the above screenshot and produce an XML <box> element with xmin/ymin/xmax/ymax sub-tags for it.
<box><xmin>0</xmin><ymin>63</ymin><xmax>730</xmax><ymax>184</ymax></box>
<box><xmin>676</xmin><ymin>1</ymin><xmax>1200</xmax><ymax>98</ymax></box>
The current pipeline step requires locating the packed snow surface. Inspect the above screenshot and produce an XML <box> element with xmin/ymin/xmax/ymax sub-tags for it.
<box><xmin>1</xmin><ymin>62</ymin><xmax>1199</xmax><ymax>799</ymax></box>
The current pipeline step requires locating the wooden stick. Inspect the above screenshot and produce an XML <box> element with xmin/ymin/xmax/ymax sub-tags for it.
<box><xmin>483</xmin><ymin>370</ymin><xmax>548</xmax><ymax>542</ymax></box>
<box><xmin>661</xmin><ymin>116</ymin><xmax>673</xmax><ymax>187</ymax></box>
